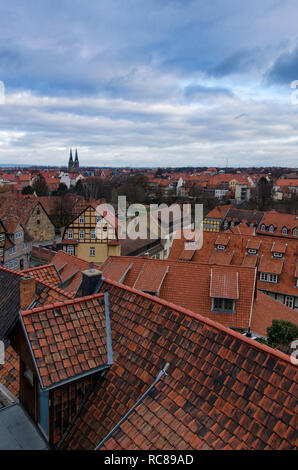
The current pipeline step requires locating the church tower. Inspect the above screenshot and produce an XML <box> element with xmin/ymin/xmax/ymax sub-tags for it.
<box><xmin>68</xmin><ymin>149</ymin><xmax>74</xmax><ymax>172</ymax></box>
<box><xmin>74</xmin><ymin>148</ymin><xmax>79</xmax><ymax>171</ymax></box>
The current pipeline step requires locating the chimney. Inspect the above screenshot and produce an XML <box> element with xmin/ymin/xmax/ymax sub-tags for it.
<box><xmin>20</xmin><ymin>276</ymin><xmax>36</xmax><ymax>310</ymax></box>
<box><xmin>82</xmin><ymin>263</ymin><xmax>103</xmax><ymax>296</ymax></box>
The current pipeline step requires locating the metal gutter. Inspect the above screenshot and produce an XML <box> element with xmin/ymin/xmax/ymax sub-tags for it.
<box><xmin>94</xmin><ymin>362</ymin><xmax>170</xmax><ymax>450</ymax></box>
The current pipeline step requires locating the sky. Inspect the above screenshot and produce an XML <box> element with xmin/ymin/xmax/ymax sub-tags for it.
<box><xmin>1</xmin><ymin>0</ymin><xmax>298</xmax><ymax>168</ymax></box>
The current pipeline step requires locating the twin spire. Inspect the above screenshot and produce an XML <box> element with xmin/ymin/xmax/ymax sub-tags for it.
<box><xmin>68</xmin><ymin>148</ymin><xmax>79</xmax><ymax>171</ymax></box>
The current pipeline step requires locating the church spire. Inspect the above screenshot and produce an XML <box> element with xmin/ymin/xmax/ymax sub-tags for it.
<box><xmin>74</xmin><ymin>148</ymin><xmax>79</xmax><ymax>170</ymax></box>
<box><xmin>68</xmin><ymin>149</ymin><xmax>74</xmax><ymax>171</ymax></box>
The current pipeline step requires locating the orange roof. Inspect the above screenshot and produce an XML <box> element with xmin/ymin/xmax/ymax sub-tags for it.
<box><xmin>271</xmin><ymin>240</ymin><xmax>288</xmax><ymax>254</ymax></box>
<box><xmin>102</xmin><ymin>258</ymin><xmax>132</xmax><ymax>283</ymax></box>
<box><xmin>210</xmin><ymin>269</ymin><xmax>239</xmax><ymax>299</ymax></box>
<box><xmin>21</xmin><ymin>264</ymin><xmax>61</xmax><ymax>286</ymax></box>
<box><xmin>134</xmin><ymin>262</ymin><xmax>169</xmax><ymax>294</ymax></box>
<box><xmin>275</xmin><ymin>179</ymin><xmax>298</xmax><ymax>187</ymax></box>
<box><xmin>168</xmin><ymin>231</ymin><xmax>298</xmax><ymax>297</ymax></box>
<box><xmin>246</xmin><ymin>239</ymin><xmax>262</xmax><ymax>250</ymax></box>
<box><xmin>101</xmin><ymin>256</ymin><xmax>256</xmax><ymax>330</ymax></box>
<box><xmin>61</xmin><ymin>278</ymin><xmax>298</xmax><ymax>450</ymax></box>
<box><xmin>204</xmin><ymin>205</ymin><xmax>231</xmax><ymax>219</ymax></box>
<box><xmin>258</xmin><ymin>256</ymin><xmax>284</xmax><ymax>275</ymax></box>
<box><xmin>251</xmin><ymin>291</ymin><xmax>298</xmax><ymax>336</ymax></box>
<box><xmin>215</xmin><ymin>233</ymin><xmax>230</xmax><ymax>246</ymax></box>
<box><xmin>257</xmin><ymin>211</ymin><xmax>298</xmax><ymax>239</ymax></box>
<box><xmin>209</xmin><ymin>250</ymin><xmax>234</xmax><ymax>265</ymax></box>
<box><xmin>21</xmin><ymin>294</ymin><xmax>110</xmax><ymax>389</ymax></box>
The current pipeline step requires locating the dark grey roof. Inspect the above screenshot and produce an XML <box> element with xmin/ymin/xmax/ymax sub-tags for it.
<box><xmin>0</xmin><ymin>269</ymin><xmax>20</xmax><ymax>339</ymax></box>
<box><xmin>0</xmin><ymin>404</ymin><xmax>48</xmax><ymax>450</ymax></box>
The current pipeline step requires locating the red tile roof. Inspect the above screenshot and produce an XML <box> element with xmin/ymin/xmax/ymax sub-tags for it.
<box><xmin>21</xmin><ymin>264</ymin><xmax>61</xmax><ymax>286</ymax></box>
<box><xmin>134</xmin><ymin>262</ymin><xmax>169</xmax><ymax>294</ymax></box>
<box><xmin>21</xmin><ymin>294</ymin><xmax>110</xmax><ymax>389</ymax></box>
<box><xmin>102</xmin><ymin>258</ymin><xmax>132</xmax><ymax>283</ymax></box>
<box><xmin>0</xmin><ymin>342</ymin><xmax>19</xmax><ymax>397</ymax></box>
<box><xmin>209</xmin><ymin>250</ymin><xmax>234</xmax><ymax>265</ymax></box>
<box><xmin>215</xmin><ymin>234</ymin><xmax>230</xmax><ymax>246</ymax></box>
<box><xmin>60</xmin><ymin>279</ymin><xmax>298</xmax><ymax>450</ymax></box>
<box><xmin>258</xmin><ymin>256</ymin><xmax>284</xmax><ymax>275</ymax></box>
<box><xmin>251</xmin><ymin>291</ymin><xmax>298</xmax><ymax>337</ymax></box>
<box><xmin>210</xmin><ymin>269</ymin><xmax>239</xmax><ymax>299</ymax></box>
<box><xmin>204</xmin><ymin>205</ymin><xmax>231</xmax><ymax>219</ymax></box>
<box><xmin>51</xmin><ymin>251</ymin><xmax>100</xmax><ymax>296</ymax></box>
<box><xmin>257</xmin><ymin>211</ymin><xmax>298</xmax><ymax>239</ymax></box>
<box><xmin>169</xmin><ymin>231</ymin><xmax>298</xmax><ymax>297</ymax></box>
<box><xmin>101</xmin><ymin>256</ymin><xmax>255</xmax><ymax>331</ymax></box>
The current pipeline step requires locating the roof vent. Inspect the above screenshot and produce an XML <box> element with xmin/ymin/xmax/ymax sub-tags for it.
<box><xmin>82</xmin><ymin>267</ymin><xmax>103</xmax><ymax>296</ymax></box>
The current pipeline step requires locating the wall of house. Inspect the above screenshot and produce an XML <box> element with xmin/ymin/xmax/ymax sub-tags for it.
<box><xmin>26</xmin><ymin>203</ymin><xmax>55</xmax><ymax>242</ymax></box>
<box><xmin>3</xmin><ymin>223</ymin><xmax>31</xmax><ymax>270</ymax></box>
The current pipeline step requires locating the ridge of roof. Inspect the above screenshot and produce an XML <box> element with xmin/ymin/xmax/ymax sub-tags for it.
<box><xmin>104</xmin><ymin>254</ymin><xmax>257</xmax><ymax>272</ymax></box>
<box><xmin>21</xmin><ymin>263</ymin><xmax>55</xmax><ymax>273</ymax></box>
<box><xmin>21</xmin><ymin>292</ymin><xmax>105</xmax><ymax>316</ymax></box>
<box><xmin>102</xmin><ymin>277</ymin><xmax>295</xmax><ymax>366</ymax></box>
<box><xmin>34</xmin><ymin>278</ymin><xmax>74</xmax><ymax>299</ymax></box>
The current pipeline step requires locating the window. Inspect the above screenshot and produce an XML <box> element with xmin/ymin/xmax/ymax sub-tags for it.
<box><xmin>0</xmin><ymin>233</ymin><xmax>5</xmax><ymax>242</ymax></box>
<box><xmin>90</xmin><ymin>230</ymin><xmax>96</xmax><ymax>239</ymax></box>
<box><xmin>9</xmin><ymin>247</ymin><xmax>16</xmax><ymax>255</ymax></box>
<box><xmin>67</xmin><ymin>246</ymin><xmax>74</xmax><ymax>255</ymax></box>
<box><xmin>79</xmin><ymin>216</ymin><xmax>85</xmax><ymax>224</ymax></box>
<box><xmin>260</xmin><ymin>272</ymin><xmax>278</xmax><ymax>283</ymax></box>
<box><xmin>285</xmin><ymin>296</ymin><xmax>294</xmax><ymax>308</ymax></box>
<box><xmin>15</xmin><ymin>231</ymin><xmax>23</xmax><ymax>239</ymax></box>
<box><xmin>22</xmin><ymin>242</ymin><xmax>28</xmax><ymax>250</ymax></box>
<box><xmin>0</xmin><ymin>248</ymin><xmax>3</xmax><ymax>256</ymax></box>
<box><xmin>79</xmin><ymin>230</ymin><xmax>85</xmax><ymax>239</ymax></box>
<box><xmin>90</xmin><ymin>247</ymin><xmax>95</xmax><ymax>257</ymax></box>
<box><xmin>247</xmin><ymin>249</ymin><xmax>257</xmax><ymax>255</ymax></box>
<box><xmin>216</xmin><ymin>245</ymin><xmax>226</xmax><ymax>250</ymax></box>
<box><xmin>273</xmin><ymin>252</ymin><xmax>283</xmax><ymax>258</ymax></box>
<box><xmin>212</xmin><ymin>298</ymin><xmax>235</xmax><ymax>313</ymax></box>
<box><xmin>37</xmin><ymin>219</ymin><xmax>40</xmax><ymax>225</ymax></box>
<box><xmin>293</xmin><ymin>228</ymin><xmax>298</xmax><ymax>237</ymax></box>
<box><xmin>260</xmin><ymin>224</ymin><xmax>266</xmax><ymax>231</ymax></box>
<box><xmin>281</xmin><ymin>227</ymin><xmax>288</xmax><ymax>235</ymax></box>
<box><xmin>67</xmin><ymin>230</ymin><xmax>73</xmax><ymax>240</ymax></box>
<box><xmin>269</xmin><ymin>225</ymin><xmax>275</xmax><ymax>233</ymax></box>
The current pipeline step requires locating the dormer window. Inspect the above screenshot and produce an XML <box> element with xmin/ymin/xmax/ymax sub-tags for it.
<box><xmin>260</xmin><ymin>224</ymin><xmax>266</xmax><ymax>231</ymax></box>
<box><xmin>281</xmin><ymin>227</ymin><xmax>288</xmax><ymax>235</ymax></box>
<box><xmin>212</xmin><ymin>298</ymin><xmax>235</xmax><ymax>313</ymax></box>
<box><xmin>247</xmin><ymin>248</ymin><xmax>257</xmax><ymax>255</ymax></box>
<box><xmin>260</xmin><ymin>272</ymin><xmax>278</xmax><ymax>283</ymax></box>
<box><xmin>293</xmin><ymin>228</ymin><xmax>298</xmax><ymax>237</ymax></box>
<box><xmin>216</xmin><ymin>244</ymin><xmax>226</xmax><ymax>250</ymax></box>
<box><xmin>15</xmin><ymin>231</ymin><xmax>23</xmax><ymax>240</ymax></box>
<box><xmin>269</xmin><ymin>225</ymin><xmax>275</xmax><ymax>233</ymax></box>
<box><xmin>273</xmin><ymin>252</ymin><xmax>283</xmax><ymax>258</ymax></box>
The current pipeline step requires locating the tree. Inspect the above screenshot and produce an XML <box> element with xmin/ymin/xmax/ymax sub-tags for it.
<box><xmin>32</xmin><ymin>173</ymin><xmax>49</xmax><ymax>196</ymax></box>
<box><xmin>22</xmin><ymin>185</ymin><xmax>34</xmax><ymax>195</ymax></box>
<box><xmin>253</xmin><ymin>177</ymin><xmax>272</xmax><ymax>211</ymax></box>
<box><xmin>266</xmin><ymin>320</ymin><xmax>298</xmax><ymax>348</ymax></box>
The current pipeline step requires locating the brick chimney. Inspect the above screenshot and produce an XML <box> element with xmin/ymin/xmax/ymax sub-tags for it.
<box><xmin>20</xmin><ymin>276</ymin><xmax>36</xmax><ymax>310</ymax></box>
<box><xmin>82</xmin><ymin>264</ymin><xmax>103</xmax><ymax>296</ymax></box>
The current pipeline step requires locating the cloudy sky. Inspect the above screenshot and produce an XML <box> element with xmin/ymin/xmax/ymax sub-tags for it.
<box><xmin>1</xmin><ymin>0</ymin><xmax>298</xmax><ymax>167</ymax></box>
